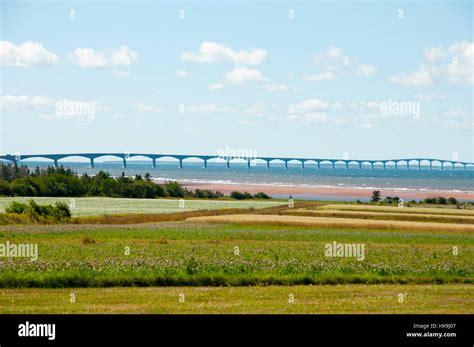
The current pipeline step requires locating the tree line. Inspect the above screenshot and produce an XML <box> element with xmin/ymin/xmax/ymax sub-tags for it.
<box><xmin>0</xmin><ymin>163</ymin><xmax>271</xmax><ymax>200</ymax></box>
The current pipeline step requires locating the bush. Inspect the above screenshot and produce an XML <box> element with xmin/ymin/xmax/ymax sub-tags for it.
<box><xmin>4</xmin><ymin>199</ymin><xmax>71</xmax><ymax>223</ymax></box>
<box><xmin>5</xmin><ymin>201</ymin><xmax>28</xmax><ymax>214</ymax></box>
<box><xmin>254</xmin><ymin>192</ymin><xmax>270</xmax><ymax>199</ymax></box>
<box><xmin>230</xmin><ymin>191</ymin><xmax>247</xmax><ymax>200</ymax></box>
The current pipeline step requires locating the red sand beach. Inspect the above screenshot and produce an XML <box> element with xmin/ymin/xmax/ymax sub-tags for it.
<box><xmin>164</xmin><ymin>181</ymin><xmax>474</xmax><ymax>201</ymax></box>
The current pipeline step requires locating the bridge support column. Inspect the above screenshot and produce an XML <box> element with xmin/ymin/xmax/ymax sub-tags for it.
<box><xmin>54</xmin><ymin>159</ymin><xmax>58</xmax><ymax>167</ymax></box>
<box><xmin>266</xmin><ymin>161</ymin><xmax>270</xmax><ymax>169</ymax></box>
<box><xmin>370</xmin><ymin>163</ymin><xmax>374</xmax><ymax>170</ymax></box>
<box><xmin>204</xmin><ymin>159</ymin><xmax>207</xmax><ymax>169</ymax></box>
<box><xmin>90</xmin><ymin>158</ymin><xmax>95</xmax><ymax>168</ymax></box>
<box><xmin>345</xmin><ymin>162</ymin><xmax>349</xmax><ymax>170</ymax></box>
<box><xmin>383</xmin><ymin>162</ymin><xmax>386</xmax><ymax>170</ymax></box>
<box><xmin>395</xmin><ymin>162</ymin><xmax>398</xmax><ymax>170</ymax></box>
<box><xmin>418</xmin><ymin>161</ymin><xmax>421</xmax><ymax>170</ymax></box>
<box><xmin>247</xmin><ymin>159</ymin><xmax>251</xmax><ymax>169</ymax></box>
<box><xmin>464</xmin><ymin>164</ymin><xmax>467</xmax><ymax>170</ymax></box>
<box><xmin>285</xmin><ymin>161</ymin><xmax>288</xmax><ymax>170</ymax></box>
<box><xmin>430</xmin><ymin>161</ymin><xmax>432</xmax><ymax>170</ymax></box>
<box><xmin>317</xmin><ymin>162</ymin><xmax>320</xmax><ymax>169</ymax></box>
<box><xmin>358</xmin><ymin>162</ymin><xmax>362</xmax><ymax>169</ymax></box>
<box><xmin>226</xmin><ymin>160</ymin><xmax>230</xmax><ymax>169</ymax></box>
<box><xmin>441</xmin><ymin>162</ymin><xmax>444</xmax><ymax>170</ymax></box>
<box><xmin>122</xmin><ymin>157</ymin><xmax>127</xmax><ymax>168</ymax></box>
<box><xmin>179</xmin><ymin>159</ymin><xmax>183</xmax><ymax>169</ymax></box>
<box><xmin>302</xmin><ymin>162</ymin><xmax>305</xmax><ymax>170</ymax></box>
<box><xmin>332</xmin><ymin>162</ymin><xmax>335</xmax><ymax>170</ymax></box>
<box><xmin>152</xmin><ymin>158</ymin><xmax>156</xmax><ymax>168</ymax></box>
<box><xmin>407</xmin><ymin>162</ymin><xmax>410</xmax><ymax>170</ymax></box>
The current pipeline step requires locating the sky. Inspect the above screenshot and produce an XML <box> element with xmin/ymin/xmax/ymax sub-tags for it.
<box><xmin>0</xmin><ymin>0</ymin><xmax>473</xmax><ymax>162</ymax></box>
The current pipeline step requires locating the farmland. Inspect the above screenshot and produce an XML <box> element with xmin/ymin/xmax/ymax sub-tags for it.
<box><xmin>0</xmin><ymin>199</ymin><xmax>472</xmax><ymax>313</ymax></box>
<box><xmin>0</xmin><ymin>197</ymin><xmax>285</xmax><ymax>217</ymax></box>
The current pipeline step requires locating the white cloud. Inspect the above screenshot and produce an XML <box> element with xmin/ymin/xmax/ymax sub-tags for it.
<box><xmin>176</xmin><ymin>69</ymin><xmax>188</xmax><ymax>78</ymax></box>
<box><xmin>208</xmin><ymin>83</ymin><xmax>224</xmax><ymax>91</ymax></box>
<box><xmin>389</xmin><ymin>65</ymin><xmax>433</xmax><ymax>87</ymax></box>
<box><xmin>184</xmin><ymin>104</ymin><xmax>237</xmax><ymax>114</ymax></box>
<box><xmin>225</xmin><ymin>67</ymin><xmax>265</xmax><ymax>84</ymax></box>
<box><xmin>181</xmin><ymin>41</ymin><xmax>267</xmax><ymax>65</ymax></box>
<box><xmin>445</xmin><ymin>41</ymin><xmax>473</xmax><ymax>84</ymax></box>
<box><xmin>392</xmin><ymin>41</ymin><xmax>473</xmax><ymax>86</ymax></box>
<box><xmin>71</xmin><ymin>46</ymin><xmax>138</xmax><ymax>68</ymax></box>
<box><xmin>237</xmin><ymin>120</ymin><xmax>257</xmax><ymax>126</ymax></box>
<box><xmin>0</xmin><ymin>95</ymin><xmax>55</xmax><ymax>110</ymax></box>
<box><xmin>304</xmin><ymin>71</ymin><xmax>334</xmax><ymax>81</ymax></box>
<box><xmin>111</xmin><ymin>70</ymin><xmax>132</xmax><ymax>77</ymax></box>
<box><xmin>313</xmin><ymin>46</ymin><xmax>343</xmax><ymax>65</ymax></box>
<box><xmin>0</xmin><ymin>41</ymin><xmax>59</xmax><ymax>67</ymax></box>
<box><xmin>295</xmin><ymin>98</ymin><xmax>329</xmax><ymax>111</ymax></box>
<box><xmin>415</xmin><ymin>93</ymin><xmax>445</xmax><ymax>101</ymax></box>
<box><xmin>356</xmin><ymin>64</ymin><xmax>378</xmax><ymax>77</ymax></box>
<box><xmin>424</xmin><ymin>47</ymin><xmax>446</xmax><ymax>62</ymax></box>
<box><xmin>263</xmin><ymin>83</ymin><xmax>288</xmax><ymax>92</ymax></box>
<box><xmin>133</xmin><ymin>102</ymin><xmax>163</xmax><ymax>113</ymax></box>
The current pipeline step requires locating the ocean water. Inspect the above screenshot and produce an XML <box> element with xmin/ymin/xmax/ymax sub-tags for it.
<box><xmin>19</xmin><ymin>160</ymin><xmax>474</xmax><ymax>200</ymax></box>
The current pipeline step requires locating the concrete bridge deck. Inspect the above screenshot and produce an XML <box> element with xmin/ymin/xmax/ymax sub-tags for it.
<box><xmin>1</xmin><ymin>153</ymin><xmax>473</xmax><ymax>170</ymax></box>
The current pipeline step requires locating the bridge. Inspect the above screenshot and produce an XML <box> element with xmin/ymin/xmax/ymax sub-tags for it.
<box><xmin>0</xmin><ymin>153</ymin><xmax>473</xmax><ymax>170</ymax></box>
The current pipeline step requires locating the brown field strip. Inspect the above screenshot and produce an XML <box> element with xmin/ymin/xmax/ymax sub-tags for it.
<box><xmin>316</xmin><ymin>204</ymin><xmax>474</xmax><ymax>216</ymax></box>
<box><xmin>284</xmin><ymin>209</ymin><xmax>474</xmax><ymax>224</ymax></box>
<box><xmin>186</xmin><ymin>214</ymin><xmax>474</xmax><ymax>233</ymax></box>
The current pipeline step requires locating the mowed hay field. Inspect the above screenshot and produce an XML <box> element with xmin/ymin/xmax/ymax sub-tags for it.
<box><xmin>1</xmin><ymin>284</ymin><xmax>472</xmax><ymax>314</ymax></box>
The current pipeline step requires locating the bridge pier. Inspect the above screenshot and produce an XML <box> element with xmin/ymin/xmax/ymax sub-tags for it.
<box><xmin>395</xmin><ymin>162</ymin><xmax>398</xmax><ymax>170</ymax></box>
<box><xmin>90</xmin><ymin>158</ymin><xmax>95</xmax><ymax>168</ymax></box>
<box><xmin>370</xmin><ymin>163</ymin><xmax>374</xmax><ymax>170</ymax></box>
<box><xmin>407</xmin><ymin>162</ymin><xmax>410</xmax><ymax>170</ymax></box>
<box><xmin>204</xmin><ymin>159</ymin><xmax>207</xmax><ymax>169</ymax></box>
<box><xmin>54</xmin><ymin>159</ymin><xmax>58</xmax><ymax>167</ymax></box>
<box><xmin>266</xmin><ymin>161</ymin><xmax>270</xmax><ymax>169</ymax></box>
<box><xmin>332</xmin><ymin>162</ymin><xmax>335</xmax><ymax>170</ymax></box>
<box><xmin>317</xmin><ymin>162</ymin><xmax>320</xmax><ymax>169</ymax></box>
<box><xmin>383</xmin><ymin>162</ymin><xmax>386</xmax><ymax>170</ymax></box>
<box><xmin>122</xmin><ymin>157</ymin><xmax>127</xmax><ymax>168</ymax></box>
<box><xmin>429</xmin><ymin>161</ymin><xmax>432</xmax><ymax>170</ymax></box>
<box><xmin>285</xmin><ymin>161</ymin><xmax>288</xmax><ymax>170</ymax></box>
<box><xmin>441</xmin><ymin>162</ymin><xmax>444</xmax><ymax>170</ymax></box>
<box><xmin>464</xmin><ymin>164</ymin><xmax>467</xmax><ymax>170</ymax></box>
<box><xmin>152</xmin><ymin>158</ymin><xmax>156</xmax><ymax>168</ymax></box>
<box><xmin>418</xmin><ymin>161</ymin><xmax>421</xmax><ymax>170</ymax></box>
<box><xmin>179</xmin><ymin>159</ymin><xmax>183</xmax><ymax>169</ymax></box>
<box><xmin>302</xmin><ymin>161</ymin><xmax>305</xmax><ymax>170</ymax></box>
<box><xmin>358</xmin><ymin>162</ymin><xmax>362</xmax><ymax>169</ymax></box>
<box><xmin>345</xmin><ymin>162</ymin><xmax>349</xmax><ymax>170</ymax></box>
<box><xmin>247</xmin><ymin>159</ymin><xmax>251</xmax><ymax>169</ymax></box>
<box><xmin>226</xmin><ymin>160</ymin><xmax>230</xmax><ymax>169</ymax></box>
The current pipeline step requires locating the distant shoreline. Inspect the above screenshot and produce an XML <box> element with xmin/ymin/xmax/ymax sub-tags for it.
<box><xmin>152</xmin><ymin>179</ymin><xmax>474</xmax><ymax>201</ymax></box>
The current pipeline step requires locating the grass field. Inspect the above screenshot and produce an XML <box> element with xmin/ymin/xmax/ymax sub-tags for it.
<box><xmin>0</xmin><ymin>197</ymin><xmax>284</xmax><ymax>216</ymax></box>
<box><xmin>0</xmin><ymin>284</ymin><xmax>471</xmax><ymax>314</ymax></box>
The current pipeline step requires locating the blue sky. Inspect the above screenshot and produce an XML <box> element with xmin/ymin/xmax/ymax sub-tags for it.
<box><xmin>0</xmin><ymin>0</ymin><xmax>473</xmax><ymax>161</ymax></box>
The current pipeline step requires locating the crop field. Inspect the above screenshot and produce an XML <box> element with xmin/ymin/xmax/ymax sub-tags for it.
<box><xmin>188</xmin><ymin>214</ymin><xmax>474</xmax><ymax>232</ymax></box>
<box><xmin>317</xmin><ymin>204</ymin><xmax>474</xmax><ymax>216</ymax></box>
<box><xmin>0</xmin><ymin>200</ymin><xmax>472</xmax><ymax>313</ymax></box>
<box><xmin>0</xmin><ymin>222</ymin><xmax>472</xmax><ymax>289</ymax></box>
<box><xmin>0</xmin><ymin>197</ymin><xmax>284</xmax><ymax>217</ymax></box>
